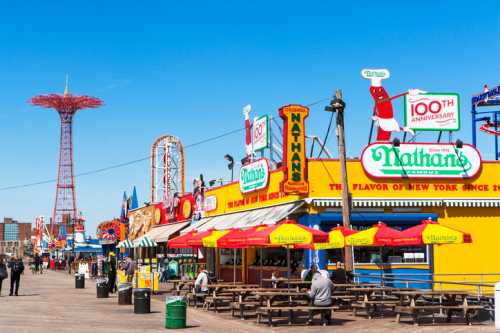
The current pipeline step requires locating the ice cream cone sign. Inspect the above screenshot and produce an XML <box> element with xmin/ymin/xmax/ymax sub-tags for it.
<box><xmin>361</xmin><ymin>69</ymin><xmax>425</xmax><ymax>142</ymax></box>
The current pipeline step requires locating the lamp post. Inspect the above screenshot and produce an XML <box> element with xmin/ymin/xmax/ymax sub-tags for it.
<box><xmin>325</xmin><ymin>89</ymin><xmax>353</xmax><ymax>272</ymax></box>
<box><xmin>224</xmin><ymin>154</ymin><xmax>234</xmax><ymax>182</ymax></box>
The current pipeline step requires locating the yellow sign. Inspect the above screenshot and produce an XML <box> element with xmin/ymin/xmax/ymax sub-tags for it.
<box><xmin>308</xmin><ymin>160</ymin><xmax>500</xmax><ymax>199</ymax></box>
<box><xmin>182</xmin><ymin>199</ymin><xmax>192</xmax><ymax>218</ymax></box>
<box><xmin>279</xmin><ymin>104</ymin><xmax>309</xmax><ymax>194</ymax></box>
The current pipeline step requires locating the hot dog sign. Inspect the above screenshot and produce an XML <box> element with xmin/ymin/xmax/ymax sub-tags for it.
<box><xmin>362</xmin><ymin>69</ymin><xmax>460</xmax><ymax>135</ymax></box>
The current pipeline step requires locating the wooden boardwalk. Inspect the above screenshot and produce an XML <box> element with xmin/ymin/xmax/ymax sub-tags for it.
<box><xmin>0</xmin><ymin>270</ymin><xmax>495</xmax><ymax>333</ymax></box>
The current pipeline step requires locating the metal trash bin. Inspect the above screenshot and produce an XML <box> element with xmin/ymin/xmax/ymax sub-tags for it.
<box><xmin>133</xmin><ymin>288</ymin><xmax>151</xmax><ymax>314</ymax></box>
<box><xmin>165</xmin><ymin>296</ymin><xmax>187</xmax><ymax>329</ymax></box>
<box><xmin>118</xmin><ymin>283</ymin><xmax>133</xmax><ymax>305</ymax></box>
<box><xmin>96</xmin><ymin>279</ymin><xmax>109</xmax><ymax>298</ymax></box>
<box><xmin>75</xmin><ymin>274</ymin><xmax>85</xmax><ymax>289</ymax></box>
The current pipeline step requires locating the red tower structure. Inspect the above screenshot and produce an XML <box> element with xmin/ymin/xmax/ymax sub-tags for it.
<box><xmin>31</xmin><ymin>82</ymin><xmax>103</xmax><ymax>236</ymax></box>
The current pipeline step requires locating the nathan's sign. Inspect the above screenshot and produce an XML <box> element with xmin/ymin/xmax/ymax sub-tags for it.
<box><xmin>240</xmin><ymin>158</ymin><xmax>270</xmax><ymax>193</ymax></box>
<box><xmin>404</xmin><ymin>93</ymin><xmax>460</xmax><ymax>131</ymax></box>
<box><xmin>279</xmin><ymin>104</ymin><xmax>309</xmax><ymax>194</ymax></box>
<box><xmin>361</xmin><ymin>143</ymin><xmax>482</xmax><ymax>179</ymax></box>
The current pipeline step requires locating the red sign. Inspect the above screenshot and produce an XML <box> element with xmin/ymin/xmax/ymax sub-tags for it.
<box><xmin>279</xmin><ymin>104</ymin><xmax>309</xmax><ymax>194</ymax></box>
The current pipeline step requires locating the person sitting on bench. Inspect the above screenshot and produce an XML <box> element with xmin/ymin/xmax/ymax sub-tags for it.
<box><xmin>194</xmin><ymin>267</ymin><xmax>209</xmax><ymax>294</ymax></box>
<box><xmin>307</xmin><ymin>270</ymin><xmax>334</xmax><ymax>325</ymax></box>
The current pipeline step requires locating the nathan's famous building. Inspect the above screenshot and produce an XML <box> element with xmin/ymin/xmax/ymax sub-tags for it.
<box><xmin>128</xmin><ymin>79</ymin><xmax>500</xmax><ymax>293</ymax></box>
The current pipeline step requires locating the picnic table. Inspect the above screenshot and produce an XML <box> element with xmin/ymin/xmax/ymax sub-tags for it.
<box><xmin>347</xmin><ymin>287</ymin><xmax>401</xmax><ymax>318</ymax></box>
<box><xmin>254</xmin><ymin>291</ymin><xmax>337</xmax><ymax>326</ymax></box>
<box><xmin>167</xmin><ymin>279</ymin><xmax>194</xmax><ymax>295</ymax></box>
<box><xmin>228</xmin><ymin>288</ymin><xmax>293</xmax><ymax>319</ymax></box>
<box><xmin>261</xmin><ymin>278</ymin><xmax>311</xmax><ymax>290</ymax></box>
<box><xmin>203</xmin><ymin>284</ymin><xmax>259</xmax><ymax>312</ymax></box>
<box><xmin>392</xmin><ymin>290</ymin><xmax>484</xmax><ymax>325</ymax></box>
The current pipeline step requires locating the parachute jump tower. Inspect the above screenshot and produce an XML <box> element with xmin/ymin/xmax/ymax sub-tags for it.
<box><xmin>31</xmin><ymin>80</ymin><xmax>103</xmax><ymax>236</ymax></box>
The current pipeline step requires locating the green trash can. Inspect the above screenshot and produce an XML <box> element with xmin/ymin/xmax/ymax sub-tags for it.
<box><xmin>165</xmin><ymin>296</ymin><xmax>187</xmax><ymax>329</ymax></box>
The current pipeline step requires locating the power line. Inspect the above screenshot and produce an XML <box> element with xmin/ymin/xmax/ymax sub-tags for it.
<box><xmin>0</xmin><ymin>97</ymin><xmax>329</xmax><ymax>192</ymax></box>
<box><xmin>0</xmin><ymin>127</ymin><xmax>245</xmax><ymax>192</ymax></box>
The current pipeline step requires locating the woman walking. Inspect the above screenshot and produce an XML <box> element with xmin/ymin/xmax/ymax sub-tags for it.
<box><xmin>0</xmin><ymin>258</ymin><xmax>7</xmax><ymax>296</ymax></box>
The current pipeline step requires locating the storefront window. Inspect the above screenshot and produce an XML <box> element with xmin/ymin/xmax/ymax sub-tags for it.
<box><xmin>220</xmin><ymin>248</ymin><xmax>242</xmax><ymax>266</ymax></box>
<box><xmin>250</xmin><ymin>248</ymin><xmax>303</xmax><ymax>270</ymax></box>
<box><xmin>353</xmin><ymin>246</ymin><xmax>428</xmax><ymax>264</ymax></box>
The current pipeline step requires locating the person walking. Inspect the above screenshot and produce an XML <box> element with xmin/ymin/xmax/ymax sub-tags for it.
<box><xmin>68</xmin><ymin>255</ymin><xmax>75</xmax><ymax>274</ymax></box>
<box><xmin>0</xmin><ymin>258</ymin><xmax>7</xmax><ymax>296</ymax></box>
<box><xmin>8</xmin><ymin>256</ymin><xmax>24</xmax><ymax>296</ymax></box>
<box><xmin>34</xmin><ymin>254</ymin><xmax>42</xmax><ymax>274</ymax></box>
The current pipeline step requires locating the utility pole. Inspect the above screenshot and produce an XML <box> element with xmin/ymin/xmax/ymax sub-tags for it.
<box><xmin>326</xmin><ymin>89</ymin><xmax>353</xmax><ymax>271</ymax></box>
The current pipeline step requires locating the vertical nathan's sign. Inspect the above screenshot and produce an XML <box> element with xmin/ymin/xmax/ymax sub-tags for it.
<box><xmin>279</xmin><ymin>104</ymin><xmax>309</xmax><ymax>194</ymax></box>
<box><xmin>404</xmin><ymin>93</ymin><xmax>460</xmax><ymax>131</ymax></box>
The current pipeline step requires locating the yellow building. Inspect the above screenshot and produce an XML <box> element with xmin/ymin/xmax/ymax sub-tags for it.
<box><xmin>190</xmin><ymin>157</ymin><xmax>500</xmax><ymax>292</ymax></box>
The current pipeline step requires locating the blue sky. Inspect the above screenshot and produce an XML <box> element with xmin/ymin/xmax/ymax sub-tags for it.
<box><xmin>0</xmin><ymin>1</ymin><xmax>498</xmax><ymax>235</ymax></box>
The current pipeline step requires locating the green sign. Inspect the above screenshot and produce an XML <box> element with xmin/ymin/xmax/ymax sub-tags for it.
<box><xmin>239</xmin><ymin>159</ymin><xmax>269</xmax><ymax>193</ymax></box>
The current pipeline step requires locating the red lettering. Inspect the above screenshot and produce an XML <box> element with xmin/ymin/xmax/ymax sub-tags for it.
<box><xmin>429</xmin><ymin>100</ymin><xmax>442</xmax><ymax>114</ymax></box>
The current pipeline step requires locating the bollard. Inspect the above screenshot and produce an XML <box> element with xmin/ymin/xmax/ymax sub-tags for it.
<box><xmin>495</xmin><ymin>281</ymin><xmax>500</xmax><ymax>330</ymax></box>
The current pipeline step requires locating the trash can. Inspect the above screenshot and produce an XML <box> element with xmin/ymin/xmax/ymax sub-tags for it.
<box><xmin>96</xmin><ymin>279</ymin><xmax>109</xmax><ymax>298</ymax></box>
<box><xmin>75</xmin><ymin>274</ymin><xmax>85</xmax><ymax>289</ymax></box>
<box><xmin>165</xmin><ymin>296</ymin><xmax>187</xmax><ymax>329</ymax></box>
<box><xmin>118</xmin><ymin>283</ymin><xmax>133</xmax><ymax>305</ymax></box>
<box><xmin>133</xmin><ymin>288</ymin><xmax>151</xmax><ymax>314</ymax></box>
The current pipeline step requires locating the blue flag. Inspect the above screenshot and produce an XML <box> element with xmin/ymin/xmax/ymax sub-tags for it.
<box><xmin>131</xmin><ymin>186</ymin><xmax>139</xmax><ymax>209</ymax></box>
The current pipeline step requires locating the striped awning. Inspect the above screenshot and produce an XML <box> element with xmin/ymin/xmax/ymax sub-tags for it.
<box><xmin>133</xmin><ymin>235</ymin><xmax>158</xmax><ymax>248</ymax></box>
<box><xmin>182</xmin><ymin>201</ymin><xmax>304</xmax><ymax>233</ymax></box>
<box><xmin>144</xmin><ymin>221</ymin><xmax>190</xmax><ymax>243</ymax></box>
<box><xmin>117</xmin><ymin>239</ymin><xmax>135</xmax><ymax>248</ymax></box>
<box><xmin>312</xmin><ymin>198</ymin><xmax>500</xmax><ymax>208</ymax></box>
<box><xmin>444</xmin><ymin>199</ymin><xmax>500</xmax><ymax>207</ymax></box>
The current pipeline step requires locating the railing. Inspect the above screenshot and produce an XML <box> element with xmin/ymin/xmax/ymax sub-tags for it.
<box><xmin>353</xmin><ymin>272</ymin><xmax>499</xmax><ymax>296</ymax></box>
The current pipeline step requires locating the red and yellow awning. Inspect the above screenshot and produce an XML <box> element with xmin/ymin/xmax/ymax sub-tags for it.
<box><xmin>216</xmin><ymin>225</ymin><xmax>270</xmax><ymax>248</ymax></box>
<box><xmin>345</xmin><ymin>222</ymin><xmax>402</xmax><ymax>246</ymax></box>
<box><xmin>246</xmin><ymin>219</ymin><xmax>328</xmax><ymax>247</ymax></box>
<box><xmin>297</xmin><ymin>226</ymin><xmax>357</xmax><ymax>250</ymax></box>
<box><xmin>201</xmin><ymin>229</ymin><xmax>232</xmax><ymax>248</ymax></box>
<box><xmin>392</xmin><ymin>219</ymin><xmax>472</xmax><ymax>246</ymax></box>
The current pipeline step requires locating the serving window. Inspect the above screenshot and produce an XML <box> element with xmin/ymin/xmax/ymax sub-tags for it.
<box><xmin>353</xmin><ymin>246</ymin><xmax>429</xmax><ymax>264</ymax></box>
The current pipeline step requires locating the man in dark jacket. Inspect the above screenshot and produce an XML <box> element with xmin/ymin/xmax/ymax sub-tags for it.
<box><xmin>107</xmin><ymin>252</ymin><xmax>117</xmax><ymax>293</ymax></box>
<box><xmin>8</xmin><ymin>257</ymin><xmax>24</xmax><ymax>296</ymax></box>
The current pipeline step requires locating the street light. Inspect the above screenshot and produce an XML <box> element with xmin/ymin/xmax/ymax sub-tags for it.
<box><xmin>224</xmin><ymin>154</ymin><xmax>234</xmax><ymax>182</ymax></box>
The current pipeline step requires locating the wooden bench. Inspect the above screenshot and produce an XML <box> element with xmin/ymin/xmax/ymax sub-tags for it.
<box><xmin>331</xmin><ymin>295</ymin><xmax>357</xmax><ymax>309</ymax></box>
<box><xmin>257</xmin><ymin>305</ymin><xmax>338</xmax><ymax>326</ymax></box>
<box><xmin>188</xmin><ymin>293</ymin><xmax>209</xmax><ymax>308</ymax></box>
<box><xmin>204</xmin><ymin>295</ymin><xmax>234</xmax><ymax>312</ymax></box>
<box><xmin>231</xmin><ymin>301</ymin><xmax>260</xmax><ymax>319</ymax></box>
<box><xmin>395</xmin><ymin>305</ymin><xmax>485</xmax><ymax>326</ymax></box>
<box><xmin>351</xmin><ymin>300</ymin><xmax>400</xmax><ymax>319</ymax></box>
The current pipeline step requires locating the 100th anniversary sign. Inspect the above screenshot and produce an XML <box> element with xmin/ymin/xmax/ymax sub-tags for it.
<box><xmin>361</xmin><ymin>143</ymin><xmax>482</xmax><ymax>179</ymax></box>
